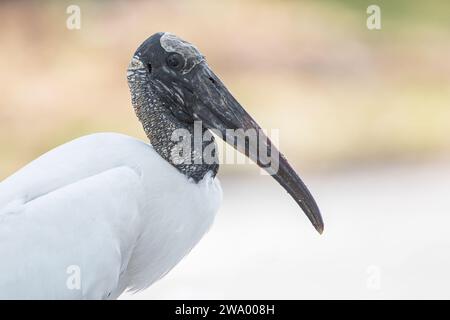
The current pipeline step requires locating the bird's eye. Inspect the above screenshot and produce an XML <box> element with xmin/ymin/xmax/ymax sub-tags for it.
<box><xmin>166</xmin><ymin>53</ymin><xmax>184</xmax><ymax>69</ymax></box>
<box><xmin>147</xmin><ymin>63</ymin><xmax>152</xmax><ymax>73</ymax></box>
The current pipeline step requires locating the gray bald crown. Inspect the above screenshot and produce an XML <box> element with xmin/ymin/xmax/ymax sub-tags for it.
<box><xmin>160</xmin><ymin>33</ymin><xmax>204</xmax><ymax>74</ymax></box>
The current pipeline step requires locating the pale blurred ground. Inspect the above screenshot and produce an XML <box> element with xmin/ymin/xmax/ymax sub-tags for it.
<box><xmin>121</xmin><ymin>161</ymin><xmax>450</xmax><ymax>299</ymax></box>
<box><xmin>0</xmin><ymin>0</ymin><xmax>450</xmax><ymax>299</ymax></box>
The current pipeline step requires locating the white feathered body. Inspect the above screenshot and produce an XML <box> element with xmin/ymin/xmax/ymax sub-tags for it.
<box><xmin>0</xmin><ymin>133</ymin><xmax>222</xmax><ymax>299</ymax></box>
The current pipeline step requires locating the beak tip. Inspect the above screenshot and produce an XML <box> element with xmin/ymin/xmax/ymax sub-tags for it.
<box><xmin>315</xmin><ymin>223</ymin><xmax>324</xmax><ymax>235</ymax></box>
<box><xmin>303</xmin><ymin>202</ymin><xmax>324</xmax><ymax>235</ymax></box>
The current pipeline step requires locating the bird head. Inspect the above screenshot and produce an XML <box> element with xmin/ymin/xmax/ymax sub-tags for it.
<box><xmin>127</xmin><ymin>32</ymin><xmax>324</xmax><ymax>234</ymax></box>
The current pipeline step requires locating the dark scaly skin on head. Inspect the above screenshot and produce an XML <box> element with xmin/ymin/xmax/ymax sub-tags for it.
<box><xmin>128</xmin><ymin>65</ymin><xmax>219</xmax><ymax>183</ymax></box>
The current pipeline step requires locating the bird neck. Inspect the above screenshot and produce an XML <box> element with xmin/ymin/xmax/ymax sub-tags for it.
<box><xmin>128</xmin><ymin>77</ymin><xmax>219</xmax><ymax>183</ymax></box>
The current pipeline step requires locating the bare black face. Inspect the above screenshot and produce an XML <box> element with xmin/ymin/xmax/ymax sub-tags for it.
<box><xmin>127</xmin><ymin>32</ymin><xmax>202</xmax><ymax>122</ymax></box>
<box><xmin>127</xmin><ymin>32</ymin><xmax>324</xmax><ymax>234</ymax></box>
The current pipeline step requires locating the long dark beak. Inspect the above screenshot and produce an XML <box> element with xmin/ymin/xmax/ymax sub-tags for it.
<box><xmin>189</xmin><ymin>62</ymin><xmax>324</xmax><ymax>234</ymax></box>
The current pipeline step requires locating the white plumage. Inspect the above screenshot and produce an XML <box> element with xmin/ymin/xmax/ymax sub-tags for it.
<box><xmin>0</xmin><ymin>32</ymin><xmax>323</xmax><ymax>299</ymax></box>
<box><xmin>0</xmin><ymin>133</ymin><xmax>222</xmax><ymax>299</ymax></box>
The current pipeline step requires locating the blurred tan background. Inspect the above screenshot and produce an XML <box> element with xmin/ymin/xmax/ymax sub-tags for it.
<box><xmin>1</xmin><ymin>0</ymin><xmax>449</xmax><ymax>179</ymax></box>
<box><xmin>1</xmin><ymin>0</ymin><xmax>450</xmax><ymax>299</ymax></box>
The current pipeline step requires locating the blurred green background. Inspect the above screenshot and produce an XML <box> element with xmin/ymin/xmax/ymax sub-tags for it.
<box><xmin>0</xmin><ymin>0</ymin><xmax>449</xmax><ymax>179</ymax></box>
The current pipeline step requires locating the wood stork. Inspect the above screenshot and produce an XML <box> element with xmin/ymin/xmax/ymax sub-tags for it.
<box><xmin>0</xmin><ymin>32</ymin><xmax>323</xmax><ymax>299</ymax></box>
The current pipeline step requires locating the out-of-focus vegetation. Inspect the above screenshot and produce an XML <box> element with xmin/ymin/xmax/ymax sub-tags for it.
<box><xmin>0</xmin><ymin>0</ymin><xmax>449</xmax><ymax>179</ymax></box>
